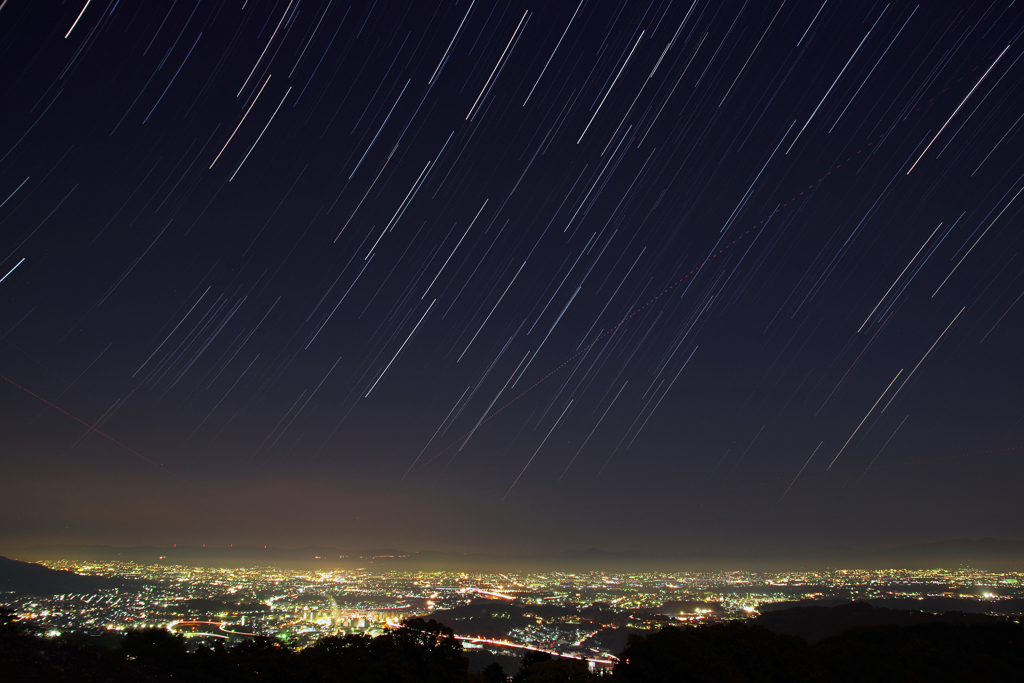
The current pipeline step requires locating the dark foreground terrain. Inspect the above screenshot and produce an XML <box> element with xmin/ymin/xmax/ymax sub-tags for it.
<box><xmin>3</xmin><ymin>605</ymin><xmax>1023</xmax><ymax>682</ymax></box>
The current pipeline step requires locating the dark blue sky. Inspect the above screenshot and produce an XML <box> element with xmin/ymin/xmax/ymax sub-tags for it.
<box><xmin>1</xmin><ymin>0</ymin><xmax>1023</xmax><ymax>556</ymax></box>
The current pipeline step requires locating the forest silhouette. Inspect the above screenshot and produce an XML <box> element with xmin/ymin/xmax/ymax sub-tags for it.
<box><xmin>3</xmin><ymin>606</ymin><xmax>1024</xmax><ymax>681</ymax></box>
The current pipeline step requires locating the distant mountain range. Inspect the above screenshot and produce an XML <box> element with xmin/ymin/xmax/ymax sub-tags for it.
<box><xmin>0</xmin><ymin>556</ymin><xmax>139</xmax><ymax>595</ymax></box>
<box><xmin>4</xmin><ymin>537</ymin><xmax>1023</xmax><ymax>571</ymax></box>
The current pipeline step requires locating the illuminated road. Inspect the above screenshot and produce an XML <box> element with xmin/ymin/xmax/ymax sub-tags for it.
<box><xmin>169</xmin><ymin>620</ymin><xmax>255</xmax><ymax>639</ymax></box>
<box><xmin>170</xmin><ymin>616</ymin><xmax>616</xmax><ymax>667</ymax></box>
<box><xmin>384</xmin><ymin>618</ymin><xmax>617</xmax><ymax>668</ymax></box>
<box><xmin>455</xmin><ymin>634</ymin><xmax>617</xmax><ymax>667</ymax></box>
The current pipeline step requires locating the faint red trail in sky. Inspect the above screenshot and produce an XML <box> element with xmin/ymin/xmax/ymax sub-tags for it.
<box><xmin>1</xmin><ymin>373</ymin><xmax>175</xmax><ymax>476</ymax></box>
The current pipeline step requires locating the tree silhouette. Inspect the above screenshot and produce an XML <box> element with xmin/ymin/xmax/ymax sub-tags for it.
<box><xmin>482</xmin><ymin>661</ymin><xmax>508</xmax><ymax>683</ymax></box>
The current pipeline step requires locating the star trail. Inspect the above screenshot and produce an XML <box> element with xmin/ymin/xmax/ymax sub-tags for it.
<box><xmin>1</xmin><ymin>0</ymin><xmax>1023</xmax><ymax>556</ymax></box>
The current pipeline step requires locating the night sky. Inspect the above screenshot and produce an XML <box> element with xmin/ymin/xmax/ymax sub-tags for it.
<box><xmin>2</xmin><ymin>0</ymin><xmax>1023</xmax><ymax>557</ymax></box>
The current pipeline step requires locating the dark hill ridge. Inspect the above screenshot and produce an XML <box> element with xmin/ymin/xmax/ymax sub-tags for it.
<box><xmin>15</xmin><ymin>537</ymin><xmax>1024</xmax><ymax>571</ymax></box>
<box><xmin>0</xmin><ymin>556</ymin><xmax>136</xmax><ymax>595</ymax></box>
<box><xmin>753</xmin><ymin>600</ymin><xmax>1002</xmax><ymax>644</ymax></box>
